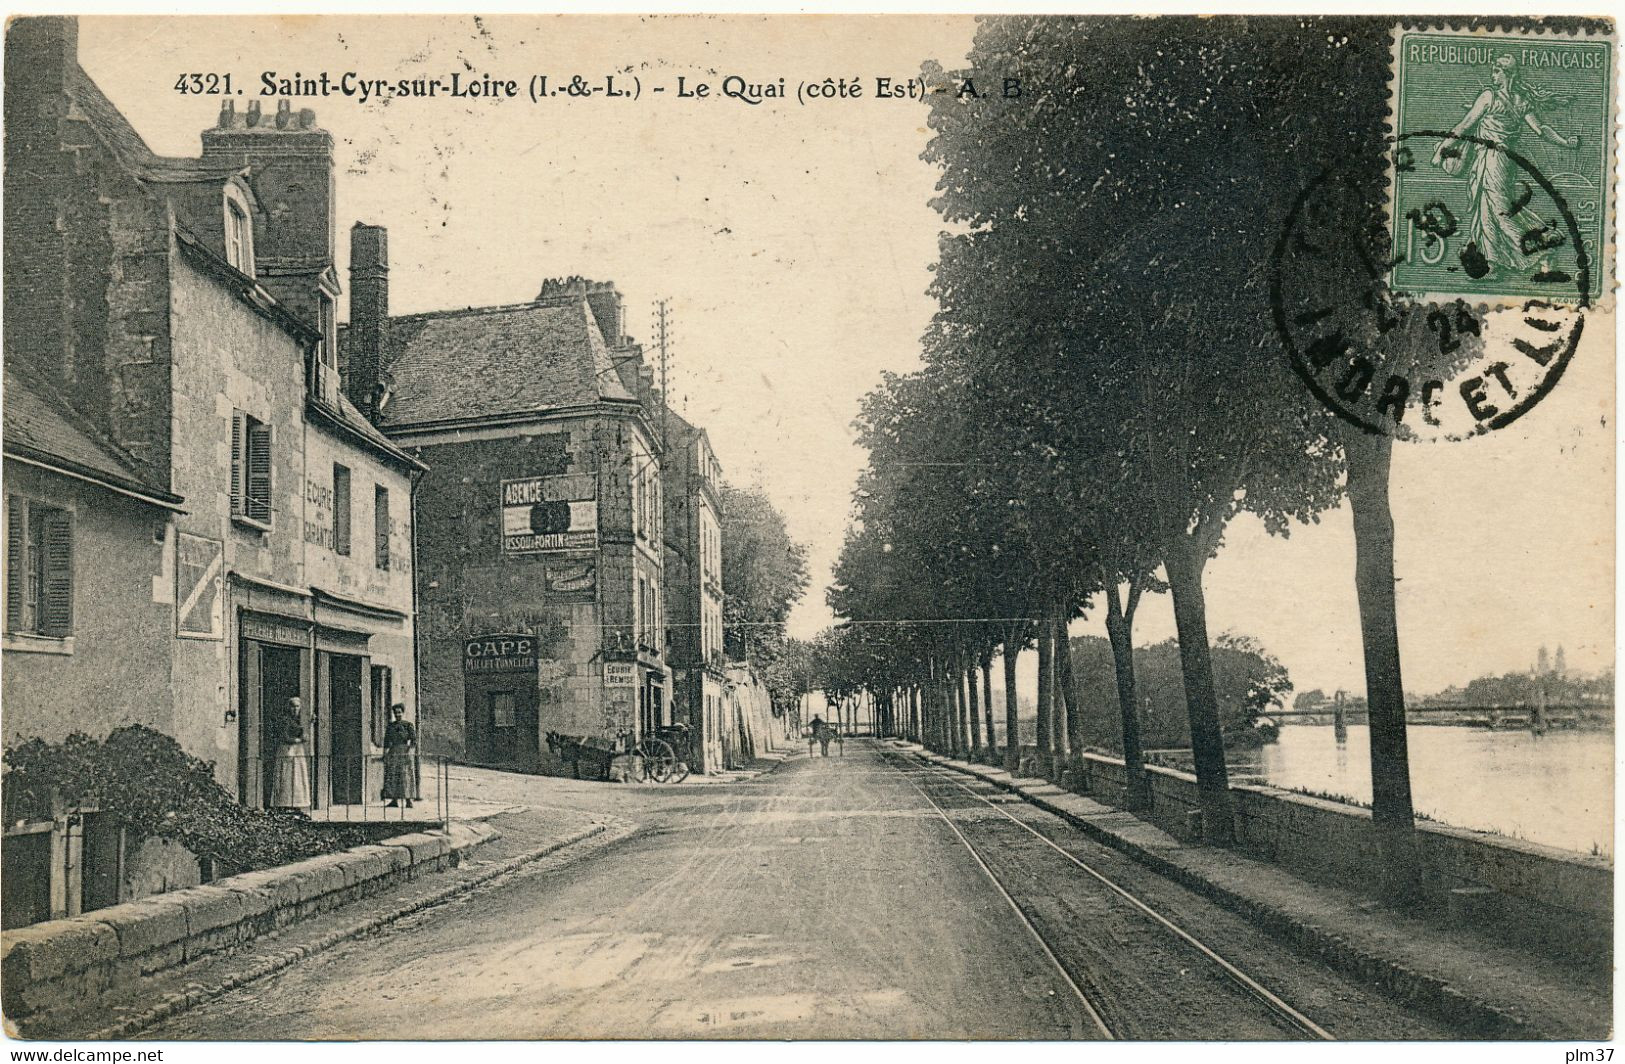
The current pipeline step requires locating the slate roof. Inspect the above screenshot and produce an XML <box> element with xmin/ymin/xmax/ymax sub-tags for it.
<box><xmin>3</xmin><ymin>367</ymin><xmax>182</xmax><ymax>506</ymax></box>
<box><xmin>362</xmin><ymin>298</ymin><xmax>637</xmax><ymax>429</ymax></box>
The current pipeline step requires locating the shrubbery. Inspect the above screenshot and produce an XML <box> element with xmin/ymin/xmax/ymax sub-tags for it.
<box><xmin>3</xmin><ymin>725</ymin><xmax>366</xmax><ymax>876</ymax></box>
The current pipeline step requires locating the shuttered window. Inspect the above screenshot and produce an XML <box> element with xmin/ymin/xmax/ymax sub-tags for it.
<box><xmin>374</xmin><ymin>484</ymin><xmax>390</xmax><ymax>570</ymax></box>
<box><xmin>333</xmin><ymin>464</ymin><xmax>351</xmax><ymax>556</ymax></box>
<box><xmin>231</xmin><ymin>412</ymin><xmax>273</xmax><ymax>527</ymax></box>
<box><xmin>4</xmin><ymin>496</ymin><xmax>73</xmax><ymax>639</ymax></box>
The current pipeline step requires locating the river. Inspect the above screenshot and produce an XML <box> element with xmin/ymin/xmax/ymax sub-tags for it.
<box><xmin>1227</xmin><ymin>724</ymin><xmax>1614</xmax><ymax>857</ymax></box>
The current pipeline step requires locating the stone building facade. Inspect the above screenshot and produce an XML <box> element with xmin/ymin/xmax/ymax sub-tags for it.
<box><xmin>2</xmin><ymin>17</ymin><xmax>421</xmax><ymax>925</ymax></box>
<box><xmin>344</xmin><ymin>249</ymin><xmax>669</xmax><ymax>773</ymax></box>
<box><xmin>662</xmin><ymin>411</ymin><xmax>729</xmax><ymax>773</ymax></box>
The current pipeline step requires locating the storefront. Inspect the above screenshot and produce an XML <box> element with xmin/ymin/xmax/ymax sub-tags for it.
<box><xmin>237</xmin><ymin>592</ymin><xmax>403</xmax><ymax>809</ymax></box>
<box><xmin>237</xmin><ymin>609</ymin><xmax>314</xmax><ymax>809</ymax></box>
<box><xmin>463</xmin><ymin>633</ymin><xmax>539</xmax><ymax>771</ymax></box>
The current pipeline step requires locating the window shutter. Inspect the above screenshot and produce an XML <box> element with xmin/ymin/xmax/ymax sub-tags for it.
<box><xmin>5</xmin><ymin>497</ymin><xmax>23</xmax><ymax>632</ymax></box>
<box><xmin>374</xmin><ymin>485</ymin><xmax>390</xmax><ymax>569</ymax></box>
<box><xmin>246</xmin><ymin>420</ymin><xmax>272</xmax><ymax>523</ymax></box>
<box><xmin>230</xmin><ymin>412</ymin><xmax>245</xmax><ymax>517</ymax></box>
<box><xmin>333</xmin><ymin>465</ymin><xmax>351</xmax><ymax>555</ymax></box>
<box><xmin>40</xmin><ymin>509</ymin><xmax>73</xmax><ymax>637</ymax></box>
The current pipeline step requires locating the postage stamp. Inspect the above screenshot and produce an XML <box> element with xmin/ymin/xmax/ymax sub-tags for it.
<box><xmin>1387</xmin><ymin>26</ymin><xmax>1614</xmax><ymax>307</ymax></box>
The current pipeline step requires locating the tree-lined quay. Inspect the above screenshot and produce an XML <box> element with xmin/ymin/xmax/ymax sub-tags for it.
<box><xmin>798</xmin><ymin>15</ymin><xmax>1611</xmax><ymax>904</ymax></box>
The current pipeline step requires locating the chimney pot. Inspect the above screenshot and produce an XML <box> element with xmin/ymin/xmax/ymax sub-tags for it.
<box><xmin>246</xmin><ymin>99</ymin><xmax>262</xmax><ymax>127</ymax></box>
<box><xmin>275</xmin><ymin>99</ymin><xmax>292</xmax><ymax>129</ymax></box>
<box><xmin>217</xmin><ymin>99</ymin><xmax>235</xmax><ymax>128</ymax></box>
<box><xmin>299</xmin><ymin>108</ymin><xmax>316</xmax><ymax>129</ymax></box>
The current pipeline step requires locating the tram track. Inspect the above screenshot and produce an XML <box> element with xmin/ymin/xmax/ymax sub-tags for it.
<box><xmin>885</xmin><ymin>750</ymin><xmax>1335</xmax><ymax>1041</ymax></box>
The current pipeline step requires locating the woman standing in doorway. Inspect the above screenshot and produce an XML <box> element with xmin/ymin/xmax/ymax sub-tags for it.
<box><xmin>271</xmin><ymin>697</ymin><xmax>312</xmax><ymax>810</ymax></box>
<box><xmin>383</xmin><ymin>703</ymin><xmax>419</xmax><ymax>809</ymax></box>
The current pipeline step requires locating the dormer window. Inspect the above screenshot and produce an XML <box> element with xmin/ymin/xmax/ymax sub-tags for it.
<box><xmin>223</xmin><ymin>188</ymin><xmax>254</xmax><ymax>277</ymax></box>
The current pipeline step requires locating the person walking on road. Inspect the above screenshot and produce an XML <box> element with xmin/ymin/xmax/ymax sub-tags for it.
<box><xmin>809</xmin><ymin>715</ymin><xmax>834</xmax><ymax>757</ymax></box>
<box><xmin>383</xmin><ymin>703</ymin><xmax>419</xmax><ymax>808</ymax></box>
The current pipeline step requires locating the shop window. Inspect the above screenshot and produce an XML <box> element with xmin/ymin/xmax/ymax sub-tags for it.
<box><xmin>230</xmin><ymin>412</ymin><xmax>273</xmax><ymax>527</ymax></box>
<box><xmin>333</xmin><ymin>464</ymin><xmax>352</xmax><ymax>556</ymax></box>
<box><xmin>4</xmin><ymin>495</ymin><xmax>73</xmax><ymax>639</ymax></box>
<box><xmin>374</xmin><ymin>484</ymin><xmax>390</xmax><ymax>570</ymax></box>
<box><xmin>491</xmin><ymin>691</ymin><xmax>516</xmax><ymax>729</ymax></box>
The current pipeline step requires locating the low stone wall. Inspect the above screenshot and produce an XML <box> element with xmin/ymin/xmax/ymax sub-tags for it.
<box><xmin>1073</xmin><ymin>751</ymin><xmax>1611</xmax><ymax>963</ymax></box>
<box><xmin>2</xmin><ymin>826</ymin><xmax>490</xmax><ymax>1023</ymax></box>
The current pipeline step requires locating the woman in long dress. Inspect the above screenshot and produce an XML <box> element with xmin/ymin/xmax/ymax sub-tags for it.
<box><xmin>1431</xmin><ymin>55</ymin><xmax>1578</xmax><ymax>276</ymax></box>
<box><xmin>383</xmin><ymin>703</ymin><xmax>419</xmax><ymax>808</ymax></box>
<box><xmin>271</xmin><ymin>698</ymin><xmax>312</xmax><ymax>810</ymax></box>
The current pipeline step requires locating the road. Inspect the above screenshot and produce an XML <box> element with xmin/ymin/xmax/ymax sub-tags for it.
<box><xmin>146</xmin><ymin>741</ymin><xmax>1453</xmax><ymax>1040</ymax></box>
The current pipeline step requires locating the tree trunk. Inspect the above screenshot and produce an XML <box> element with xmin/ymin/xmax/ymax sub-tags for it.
<box><xmin>1050</xmin><ymin>614</ymin><xmax>1071</xmax><ymax>770</ymax></box>
<box><xmin>966</xmin><ymin>656</ymin><xmax>982</xmax><ymax>755</ymax></box>
<box><xmin>981</xmin><ymin>649</ymin><xmax>996</xmax><ymax>765</ymax></box>
<box><xmin>1105</xmin><ymin>592</ymin><xmax>1151</xmax><ymax>813</ymax></box>
<box><xmin>1003</xmin><ymin>636</ymin><xmax>1021</xmax><ymax>773</ymax></box>
<box><xmin>950</xmin><ymin>651</ymin><xmax>967</xmax><ymax>758</ymax></box>
<box><xmin>1057</xmin><ymin>613</ymin><xmax>1084</xmax><ymax>762</ymax></box>
<box><xmin>1346</xmin><ymin>431</ymin><xmax>1420</xmax><ymax>901</ymax></box>
<box><xmin>1035</xmin><ymin>613</ymin><xmax>1053</xmax><ymax>777</ymax></box>
<box><xmin>1164</xmin><ymin>538</ymin><xmax>1235</xmax><ymax>844</ymax></box>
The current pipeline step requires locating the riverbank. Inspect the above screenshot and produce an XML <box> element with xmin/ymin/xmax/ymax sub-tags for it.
<box><xmin>1231</xmin><ymin>723</ymin><xmax>1612</xmax><ymax>856</ymax></box>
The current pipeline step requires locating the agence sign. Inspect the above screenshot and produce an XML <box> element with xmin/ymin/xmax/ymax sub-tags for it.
<box><xmin>501</xmin><ymin>474</ymin><xmax>598</xmax><ymax>555</ymax></box>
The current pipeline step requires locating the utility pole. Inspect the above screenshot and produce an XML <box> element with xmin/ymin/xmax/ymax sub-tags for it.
<box><xmin>653</xmin><ymin>298</ymin><xmax>672</xmax><ymax>456</ymax></box>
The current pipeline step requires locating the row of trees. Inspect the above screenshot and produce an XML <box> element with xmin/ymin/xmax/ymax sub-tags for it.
<box><xmin>718</xmin><ymin>483</ymin><xmax>811</xmax><ymax>722</ymax></box>
<box><xmin>815</xmin><ymin>16</ymin><xmax>1502</xmax><ymax>899</ymax></box>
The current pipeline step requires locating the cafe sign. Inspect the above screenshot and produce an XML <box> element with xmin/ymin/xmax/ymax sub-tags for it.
<box><xmin>463</xmin><ymin>633</ymin><xmax>537</xmax><ymax>673</ymax></box>
<box><xmin>501</xmin><ymin>474</ymin><xmax>597</xmax><ymax>555</ymax></box>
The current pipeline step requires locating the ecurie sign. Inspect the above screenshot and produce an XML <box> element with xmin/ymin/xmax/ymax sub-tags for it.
<box><xmin>501</xmin><ymin>474</ymin><xmax>598</xmax><ymax>555</ymax></box>
<box><xmin>463</xmin><ymin>633</ymin><xmax>537</xmax><ymax>673</ymax></box>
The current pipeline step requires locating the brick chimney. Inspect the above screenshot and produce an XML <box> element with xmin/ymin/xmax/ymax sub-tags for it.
<box><xmin>347</xmin><ymin>222</ymin><xmax>389</xmax><ymax>415</ymax></box>
<box><xmin>200</xmin><ymin>99</ymin><xmax>335</xmax><ymax>327</ymax></box>
<box><xmin>4</xmin><ymin>17</ymin><xmax>80</xmax><ymax>389</ymax></box>
<box><xmin>536</xmin><ymin>276</ymin><xmax>624</xmax><ymax>348</ymax></box>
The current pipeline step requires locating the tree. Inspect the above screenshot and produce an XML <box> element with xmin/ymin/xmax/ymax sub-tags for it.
<box><xmin>1067</xmin><ymin>632</ymin><xmax>1292</xmax><ymax>752</ymax></box>
<box><xmin>921</xmin><ymin>19</ymin><xmax>1349</xmax><ymax>838</ymax></box>
<box><xmin>720</xmin><ymin>484</ymin><xmax>810</xmax><ymax>666</ymax></box>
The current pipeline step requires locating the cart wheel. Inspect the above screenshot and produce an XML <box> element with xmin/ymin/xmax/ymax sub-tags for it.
<box><xmin>636</xmin><ymin>739</ymin><xmax>675</xmax><ymax>783</ymax></box>
<box><xmin>668</xmin><ymin>759</ymin><xmax>690</xmax><ymax>784</ymax></box>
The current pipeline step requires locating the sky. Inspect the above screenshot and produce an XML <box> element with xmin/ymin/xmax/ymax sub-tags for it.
<box><xmin>77</xmin><ymin>15</ymin><xmax>1615</xmax><ymax>699</ymax></box>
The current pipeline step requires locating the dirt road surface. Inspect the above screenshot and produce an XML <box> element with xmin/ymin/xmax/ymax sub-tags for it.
<box><xmin>144</xmin><ymin>742</ymin><xmax>1452</xmax><ymax>1040</ymax></box>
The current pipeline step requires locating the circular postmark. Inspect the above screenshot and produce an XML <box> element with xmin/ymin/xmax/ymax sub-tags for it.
<box><xmin>1271</xmin><ymin>131</ymin><xmax>1587</xmax><ymax>442</ymax></box>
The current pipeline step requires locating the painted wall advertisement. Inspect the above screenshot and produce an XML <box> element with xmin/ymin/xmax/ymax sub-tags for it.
<box><xmin>501</xmin><ymin>474</ymin><xmax>597</xmax><ymax>555</ymax></box>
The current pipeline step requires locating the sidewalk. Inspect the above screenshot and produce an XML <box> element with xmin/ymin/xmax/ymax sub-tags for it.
<box><xmin>906</xmin><ymin>744</ymin><xmax>1610</xmax><ymax>1040</ymax></box>
<box><xmin>12</xmin><ymin>806</ymin><xmax>633</xmax><ymax>1041</ymax></box>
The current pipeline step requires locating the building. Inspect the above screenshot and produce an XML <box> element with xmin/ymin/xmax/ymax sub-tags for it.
<box><xmin>661</xmin><ymin>410</ymin><xmax>729</xmax><ymax>773</ymax></box>
<box><xmin>343</xmin><ymin>251</ymin><xmax>670</xmax><ymax>772</ymax></box>
<box><xmin>3</xmin><ymin>17</ymin><xmax>422</xmax><ymax>924</ymax></box>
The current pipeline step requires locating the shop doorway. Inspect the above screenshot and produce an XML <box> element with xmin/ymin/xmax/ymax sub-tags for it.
<box><xmin>464</xmin><ymin>684</ymin><xmax>539</xmax><ymax>770</ymax></box>
<box><xmin>246</xmin><ymin>645</ymin><xmax>303</xmax><ymax>807</ymax></box>
<box><xmin>329</xmin><ymin>655</ymin><xmax>365</xmax><ymax>805</ymax></box>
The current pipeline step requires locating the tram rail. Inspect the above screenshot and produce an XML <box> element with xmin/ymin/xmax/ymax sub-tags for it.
<box><xmin>886</xmin><ymin>750</ymin><xmax>1334</xmax><ymax>1041</ymax></box>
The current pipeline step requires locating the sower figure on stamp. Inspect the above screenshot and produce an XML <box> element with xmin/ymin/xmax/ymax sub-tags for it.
<box><xmin>383</xmin><ymin>703</ymin><xmax>419</xmax><ymax>808</ymax></box>
<box><xmin>271</xmin><ymin>697</ymin><xmax>312</xmax><ymax>810</ymax></box>
<box><xmin>1432</xmin><ymin>54</ymin><xmax>1579</xmax><ymax>276</ymax></box>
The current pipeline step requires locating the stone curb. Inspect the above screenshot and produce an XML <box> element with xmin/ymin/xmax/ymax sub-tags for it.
<box><xmin>60</xmin><ymin>820</ymin><xmax>622</xmax><ymax>1041</ymax></box>
<box><xmin>3</xmin><ymin>821</ymin><xmax>496</xmax><ymax>1029</ymax></box>
<box><xmin>911</xmin><ymin>748</ymin><xmax>1549</xmax><ymax>1040</ymax></box>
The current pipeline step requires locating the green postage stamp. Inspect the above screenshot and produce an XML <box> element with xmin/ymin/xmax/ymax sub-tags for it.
<box><xmin>1389</xmin><ymin>25</ymin><xmax>1615</xmax><ymax>306</ymax></box>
